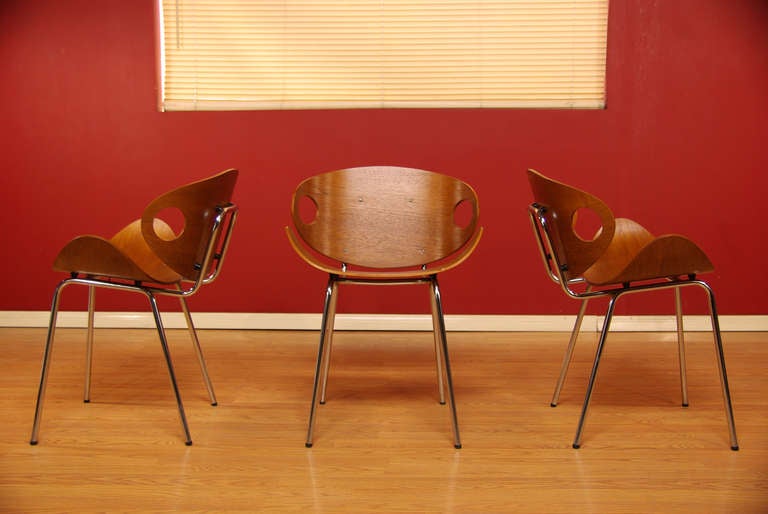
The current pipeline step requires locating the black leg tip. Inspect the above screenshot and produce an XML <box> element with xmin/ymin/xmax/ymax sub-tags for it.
<box><xmin>731</xmin><ymin>445</ymin><xmax>739</xmax><ymax>451</ymax></box>
<box><xmin>550</xmin><ymin>403</ymin><xmax>558</xmax><ymax>408</ymax></box>
<box><xmin>29</xmin><ymin>440</ymin><xmax>38</xmax><ymax>446</ymax></box>
<box><xmin>319</xmin><ymin>400</ymin><xmax>326</xmax><ymax>405</ymax></box>
<box><xmin>185</xmin><ymin>441</ymin><xmax>193</xmax><ymax>446</ymax></box>
<box><xmin>682</xmin><ymin>403</ymin><xmax>689</xmax><ymax>408</ymax></box>
<box><xmin>454</xmin><ymin>444</ymin><xmax>462</xmax><ymax>449</ymax></box>
<box><xmin>572</xmin><ymin>443</ymin><xmax>581</xmax><ymax>449</ymax></box>
<box><xmin>305</xmin><ymin>443</ymin><xmax>313</xmax><ymax>448</ymax></box>
<box><xmin>211</xmin><ymin>402</ymin><xmax>218</xmax><ymax>407</ymax></box>
<box><xmin>439</xmin><ymin>400</ymin><xmax>446</xmax><ymax>405</ymax></box>
<box><xmin>84</xmin><ymin>400</ymin><xmax>90</xmax><ymax>403</ymax></box>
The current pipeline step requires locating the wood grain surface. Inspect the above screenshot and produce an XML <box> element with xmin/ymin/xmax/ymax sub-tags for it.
<box><xmin>2</xmin><ymin>328</ymin><xmax>766</xmax><ymax>513</ymax></box>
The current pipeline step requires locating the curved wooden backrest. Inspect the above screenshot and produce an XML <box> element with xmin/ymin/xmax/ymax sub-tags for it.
<box><xmin>527</xmin><ymin>169</ymin><xmax>615</xmax><ymax>278</ymax></box>
<box><xmin>291</xmin><ymin>166</ymin><xmax>480</xmax><ymax>269</ymax></box>
<box><xmin>141</xmin><ymin>169</ymin><xmax>238</xmax><ymax>281</ymax></box>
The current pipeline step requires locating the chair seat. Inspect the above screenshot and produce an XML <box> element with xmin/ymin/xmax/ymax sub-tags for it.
<box><xmin>53</xmin><ymin>219</ymin><xmax>182</xmax><ymax>284</ymax></box>
<box><xmin>285</xmin><ymin>220</ymin><xmax>483</xmax><ymax>280</ymax></box>
<box><xmin>582</xmin><ymin>218</ymin><xmax>714</xmax><ymax>286</ymax></box>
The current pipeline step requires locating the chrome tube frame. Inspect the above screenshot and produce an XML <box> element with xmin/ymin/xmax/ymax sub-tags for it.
<box><xmin>179</xmin><ymin>292</ymin><xmax>217</xmax><ymax>406</ymax></box>
<box><xmin>30</xmin><ymin>276</ymin><xmax>195</xmax><ymax>446</ymax></box>
<box><xmin>30</xmin><ymin>282</ymin><xmax>64</xmax><ymax>445</ymax></box>
<box><xmin>674</xmin><ymin>287</ymin><xmax>689</xmax><ymax>407</ymax></box>
<box><xmin>84</xmin><ymin>286</ymin><xmax>95</xmax><ymax>402</ymax></box>
<box><xmin>148</xmin><ymin>291</ymin><xmax>193</xmax><ymax>445</ymax></box>
<box><xmin>30</xmin><ymin>202</ymin><xmax>238</xmax><ymax>446</ymax></box>
<box><xmin>550</xmin><ymin>292</ymin><xmax>590</xmax><ymax>407</ymax></box>
<box><xmin>430</xmin><ymin>276</ymin><xmax>462</xmax><ymax>449</ymax></box>
<box><xmin>572</xmin><ymin>290</ymin><xmax>618</xmax><ymax>449</ymax></box>
<box><xmin>200</xmin><ymin>204</ymin><xmax>239</xmax><ymax>287</ymax></box>
<box><xmin>318</xmin><ymin>280</ymin><xmax>338</xmax><ymax>404</ymax></box>
<box><xmin>528</xmin><ymin>203</ymin><xmax>738</xmax><ymax>450</ymax></box>
<box><xmin>701</xmin><ymin>280</ymin><xmax>739</xmax><ymax>451</ymax></box>
<box><xmin>304</xmin><ymin>273</ymin><xmax>461</xmax><ymax>448</ymax></box>
<box><xmin>305</xmin><ymin>276</ymin><xmax>337</xmax><ymax>447</ymax></box>
<box><xmin>429</xmin><ymin>290</ymin><xmax>447</xmax><ymax>405</ymax></box>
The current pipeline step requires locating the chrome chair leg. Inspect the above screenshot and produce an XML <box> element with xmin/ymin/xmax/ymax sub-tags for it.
<box><xmin>429</xmin><ymin>289</ymin><xmax>446</xmax><ymax>404</ymax></box>
<box><xmin>573</xmin><ymin>293</ymin><xmax>619</xmax><ymax>449</ymax></box>
<box><xmin>306</xmin><ymin>276</ymin><xmax>337</xmax><ymax>447</ymax></box>
<box><xmin>552</xmin><ymin>293</ymin><xmax>590</xmax><ymax>407</ymax></box>
<box><xmin>179</xmin><ymin>295</ymin><xmax>217</xmax><ymax>406</ymax></box>
<box><xmin>146</xmin><ymin>292</ymin><xmax>192</xmax><ymax>446</ymax></box>
<box><xmin>431</xmin><ymin>277</ymin><xmax>462</xmax><ymax>449</ymax></box>
<box><xmin>674</xmin><ymin>287</ymin><xmax>689</xmax><ymax>407</ymax></box>
<box><xmin>30</xmin><ymin>281</ymin><xmax>67</xmax><ymax>445</ymax></box>
<box><xmin>319</xmin><ymin>280</ymin><xmax>338</xmax><ymax>404</ymax></box>
<box><xmin>83</xmin><ymin>286</ymin><xmax>96</xmax><ymax>403</ymax></box>
<box><xmin>699</xmin><ymin>283</ymin><xmax>739</xmax><ymax>450</ymax></box>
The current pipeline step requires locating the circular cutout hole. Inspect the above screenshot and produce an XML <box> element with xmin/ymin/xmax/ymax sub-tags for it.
<box><xmin>572</xmin><ymin>207</ymin><xmax>602</xmax><ymax>241</ymax></box>
<box><xmin>298</xmin><ymin>195</ymin><xmax>318</xmax><ymax>224</ymax></box>
<box><xmin>154</xmin><ymin>207</ymin><xmax>185</xmax><ymax>241</ymax></box>
<box><xmin>453</xmin><ymin>199</ymin><xmax>474</xmax><ymax>229</ymax></box>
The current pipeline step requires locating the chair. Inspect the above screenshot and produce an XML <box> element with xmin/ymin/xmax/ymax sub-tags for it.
<box><xmin>286</xmin><ymin>166</ymin><xmax>483</xmax><ymax>448</ymax></box>
<box><xmin>30</xmin><ymin>169</ymin><xmax>239</xmax><ymax>445</ymax></box>
<box><xmin>527</xmin><ymin>169</ymin><xmax>738</xmax><ymax>450</ymax></box>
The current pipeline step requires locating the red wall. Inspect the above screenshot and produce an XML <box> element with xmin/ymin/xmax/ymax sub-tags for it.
<box><xmin>2</xmin><ymin>0</ymin><xmax>767</xmax><ymax>316</ymax></box>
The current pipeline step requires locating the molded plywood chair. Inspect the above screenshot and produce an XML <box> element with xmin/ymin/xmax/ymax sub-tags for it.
<box><xmin>527</xmin><ymin>169</ymin><xmax>738</xmax><ymax>450</ymax></box>
<box><xmin>286</xmin><ymin>166</ymin><xmax>483</xmax><ymax>448</ymax></box>
<box><xmin>30</xmin><ymin>169</ymin><xmax>239</xmax><ymax>445</ymax></box>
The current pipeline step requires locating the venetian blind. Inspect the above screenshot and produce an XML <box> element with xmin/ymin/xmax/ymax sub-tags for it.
<box><xmin>158</xmin><ymin>0</ymin><xmax>609</xmax><ymax>111</ymax></box>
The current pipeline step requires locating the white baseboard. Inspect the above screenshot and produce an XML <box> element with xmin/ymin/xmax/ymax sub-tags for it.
<box><xmin>0</xmin><ymin>311</ymin><xmax>766</xmax><ymax>332</ymax></box>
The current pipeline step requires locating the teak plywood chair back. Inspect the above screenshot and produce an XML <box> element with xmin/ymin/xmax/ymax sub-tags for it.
<box><xmin>291</xmin><ymin>166</ymin><xmax>479</xmax><ymax>270</ymax></box>
<box><xmin>286</xmin><ymin>166</ymin><xmax>483</xmax><ymax>448</ymax></box>
<box><xmin>526</xmin><ymin>169</ymin><xmax>738</xmax><ymax>450</ymax></box>
<box><xmin>31</xmin><ymin>169</ymin><xmax>239</xmax><ymax>446</ymax></box>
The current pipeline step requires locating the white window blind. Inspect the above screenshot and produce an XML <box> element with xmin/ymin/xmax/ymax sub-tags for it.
<box><xmin>158</xmin><ymin>0</ymin><xmax>609</xmax><ymax>111</ymax></box>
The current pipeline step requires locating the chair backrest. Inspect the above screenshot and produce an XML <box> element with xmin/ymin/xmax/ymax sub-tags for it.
<box><xmin>141</xmin><ymin>169</ymin><xmax>239</xmax><ymax>281</ymax></box>
<box><xmin>527</xmin><ymin>169</ymin><xmax>615</xmax><ymax>280</ymax></box>
<box><xmin>290</xmin><ymin>166</ymin><xmax>480</xmax><ymax>269</ymax></box>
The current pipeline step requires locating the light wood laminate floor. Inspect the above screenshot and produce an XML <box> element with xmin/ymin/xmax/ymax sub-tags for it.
<box><xmin>0</xmin><ymin>328</ymin><xmax>766</xmax><ymax>512</ymax></box>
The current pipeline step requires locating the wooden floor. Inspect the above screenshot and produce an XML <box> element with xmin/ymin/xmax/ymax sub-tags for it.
<box><xmin>0</xmin><ymin>328</ymin><xmax>766</xmax><ymax>513</ymax></box>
